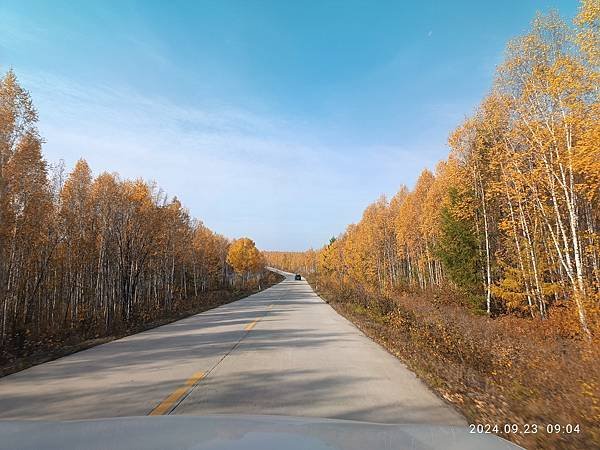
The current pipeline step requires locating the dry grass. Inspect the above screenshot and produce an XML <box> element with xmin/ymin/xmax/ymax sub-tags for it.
<box><xmin>314</xmin><ymin>279</ymin><xmax>600</xmax><ymax>450</ymax></box>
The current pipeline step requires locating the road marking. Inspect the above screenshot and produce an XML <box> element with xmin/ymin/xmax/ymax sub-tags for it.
<box><xmin>185</xmin><ymin>371</ymin><xmax>206</xmax><ymax>386</ymax></box>
<box><xmin>245</xmin><ymin>319</ymin><xmax>258</xmax><ymax>331</ymax></box>
<box><xmin>151</xmin><ymin>303</ymin><xmax>272</xmax><ymax>415</ymax></box>
<box><xmin>244</xmin><ymin>305</ymin><xmax>273</xmax><ymax>331</ymax></box>
<box><xmin>148</xmin><ymin>371</ymin><xmax>205</xmax><ymax>416</ymax></box>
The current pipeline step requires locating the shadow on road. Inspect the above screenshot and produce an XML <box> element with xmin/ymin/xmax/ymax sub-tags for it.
<box><xmin>0</xmin><ymin>278</ymin><xmax>464</xmax><ymax>426</ymax></box>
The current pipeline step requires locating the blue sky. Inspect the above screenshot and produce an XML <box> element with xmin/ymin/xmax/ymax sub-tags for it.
<box><xmin>0</xmin><ymin>0</ymin><xmax>577</xmax><ymax>250</ymax></box>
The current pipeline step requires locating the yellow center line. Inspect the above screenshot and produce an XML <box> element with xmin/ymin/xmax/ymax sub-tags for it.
<box><xmin>244</xmin><ymin>304</ymin><xmax>273</xmax><ymax>331</ymax></box>
<box><xmin>149</xmin><ymin>371</ymin><xmax>205</xmax><ymax>416</ymax></box>
<box><xmin>185</xmin><ymin>371</ymin><xmax>206</xmax><ymax>386</ymax></box>
<box><xmin>151</xmin><ymin>304</ymin><xmax>275</xmax><ymax>415</ymax></box>
<box><xmin>244</xmin><ymin>319</ymin><xmax>258</xmax><ymax>331</ymax></box>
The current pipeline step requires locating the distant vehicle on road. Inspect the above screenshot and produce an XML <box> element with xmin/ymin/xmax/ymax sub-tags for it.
<box><xmin>294</xmin><ymin>274</ymin><xmax>302</xmax><ymax>281</ymax></box>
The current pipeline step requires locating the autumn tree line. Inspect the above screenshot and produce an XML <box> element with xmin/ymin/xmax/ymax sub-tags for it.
<box><xmin>263</xmin><ymin>250</ymin><xmax>318</xmax><ymax>276</ymax></box>
<box><xmin>0</xmin><ymin>70</ymin><xmax>269</xmax><ymax>361</ymax></box>
<box><xmin>267</xmin><ymin>6</ymin><xmax>599</xmax><ymax>339</ymax></box>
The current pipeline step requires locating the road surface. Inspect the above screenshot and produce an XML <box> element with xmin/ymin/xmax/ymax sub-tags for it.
<box><xmin>0</xmin><ymin>270</ymin><xmax>464</xmax><ymax>425</ymax></box>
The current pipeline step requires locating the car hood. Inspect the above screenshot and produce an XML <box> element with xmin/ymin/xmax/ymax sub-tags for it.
<box><xmin>0</xmin><ymin>414</ymin><xmax>522</xmax><ymax>450</ymax></box>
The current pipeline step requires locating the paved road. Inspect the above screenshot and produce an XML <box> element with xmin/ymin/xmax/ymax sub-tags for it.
<box><xmin>0</xmin><ymin>270</ymin><xmax>464</xmax><ymax>425</ymax></box>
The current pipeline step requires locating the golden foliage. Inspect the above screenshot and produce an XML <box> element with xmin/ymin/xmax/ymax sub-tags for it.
<box><xmin>227</xmin><ymin>237</ymin><xmax>264</xmax><ymax>276</ymax></box>
<box><xmin>0</xmin><ymin>71</ymin><xmax>266</xmax><ymax>360</ymax></box>
<box><xmin>291</xmin><ymin>7</ymin><xmax>600</xmax><ymax>339</ymax></box>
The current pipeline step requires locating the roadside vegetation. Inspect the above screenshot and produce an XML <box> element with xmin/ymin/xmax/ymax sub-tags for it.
<box><xmin>0</xmin><ymin>71</ymin><xmax>279</xmax><ymax>374</ymax></box>
<box><xmin>266</xmin><ymin>3</ymin><xmax>600</xmax><ymax>449</ymax></box>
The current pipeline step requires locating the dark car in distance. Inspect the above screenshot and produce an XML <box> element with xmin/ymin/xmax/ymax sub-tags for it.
<box><xmin>294</xmin><ymin>274</ymin><xmax>302</xmax><ymax>281</ymax></box>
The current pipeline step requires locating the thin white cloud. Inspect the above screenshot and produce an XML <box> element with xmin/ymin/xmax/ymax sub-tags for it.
<box><xmin>0</xmin><ymin>10</ymin><xmax>46</xmax><ymax>46</ymax></box>
<box><xmin>18</xmin><ymin>71</ymin><xmax>428</xmax><ymax>250</ymax></box>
